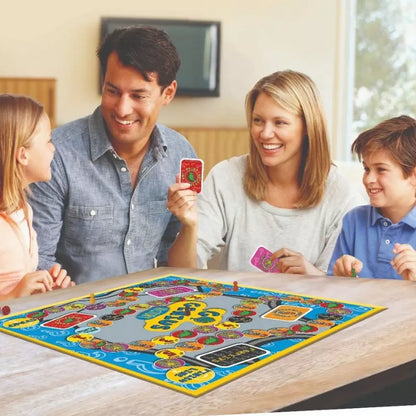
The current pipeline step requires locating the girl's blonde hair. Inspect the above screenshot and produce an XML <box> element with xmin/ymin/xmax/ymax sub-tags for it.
<box><xmin>0</xmin><ymin>94</ymin><xmax>44</xmax><ymax>215</ymax></box>
<box><xmin>243</xmin><ymin>70</ymin><xmax>331</xmax><ymax>208</ymax></box>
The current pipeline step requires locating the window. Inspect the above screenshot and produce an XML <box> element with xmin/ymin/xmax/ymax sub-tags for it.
<box><xmin>339</xmin><ymin>0</ymin><xmax>416</xmax><ymax>160</ymax></box>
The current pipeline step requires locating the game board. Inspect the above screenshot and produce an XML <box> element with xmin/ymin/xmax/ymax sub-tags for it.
<box><xmin>0</xmin><ymin>274</ymin><xmax>385</xmax><ymax>397</ymax></box>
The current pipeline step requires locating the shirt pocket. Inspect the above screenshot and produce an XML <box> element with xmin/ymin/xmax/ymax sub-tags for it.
<box><xmin>140</xmin><ymin>200</ymin><xmax>172</xmax><ymax>243</ymax></box>
<box><xmin>63</xmin><ymin>205</ymin><xmax>116</xmax><ymax>254</ymax></box>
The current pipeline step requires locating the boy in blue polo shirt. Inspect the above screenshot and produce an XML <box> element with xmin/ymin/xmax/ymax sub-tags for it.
<box><xmin>328</xmin><ymin>115</ymin><xmax>416</xmax><ymax>280</ymax></box>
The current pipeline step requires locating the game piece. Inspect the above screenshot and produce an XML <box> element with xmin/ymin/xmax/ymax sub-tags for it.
<box><xmin>180</xmin><ymin>158</ymin><xmax>204</xmax><ymax>193</ymax></box>
<box><xmin>1</xmin><ymin>305</ymin><xmax>10</xmax><ymax>315</ymax></box>
<box><xmin>0</xmin><ymin>274</ymin><xmax>385</xmax><ymax>397</ymax></box>
<box><xmin>351</xmin><ymin>267</ymin><xmax>357</xmax><ymax>278</ymax></box>
<box><xmin>89</xmin><ymin>293</ymin><xmax>95</xmax><ymax>304</ymax></box>
<box><xmin>250</xmin><ymin>246</ymin><xmax>279</xmax><ymax>273</ymax></box>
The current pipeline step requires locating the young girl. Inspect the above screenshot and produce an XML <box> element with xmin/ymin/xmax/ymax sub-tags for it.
<box><xmin>0</xmin><ymin>94</ymin><xmax>74</xmax><ymax>300</ymax></box>
<box><xmin>328</xmin><ymin>115</ymin><xmax>416</xmax><ymax>280</ymax></box>
<box><xmin>167</xmin><ymin>70</ymin><xmax>364</xmax><ymax>274</ymax></box>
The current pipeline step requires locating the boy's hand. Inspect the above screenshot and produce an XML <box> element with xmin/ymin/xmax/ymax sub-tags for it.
<box><xmin>392</xmin><ymin>243</ymin><xmax>416</xmax><ymax>281</ymax></box>
<box><xmin>333</xmin><ymin>255</ymin><xmax>363</xmax><ymax>277</ymax></box>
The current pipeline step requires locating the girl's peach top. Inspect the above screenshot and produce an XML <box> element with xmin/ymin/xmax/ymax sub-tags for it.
<box><xmin>0</xmin><ymin>204</ymin><xmax>38</xmax><ymax>296</ymax></box>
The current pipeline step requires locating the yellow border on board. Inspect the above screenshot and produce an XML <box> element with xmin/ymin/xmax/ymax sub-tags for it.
<box><xmin>0</xmin><ymin>273</ymin><xmax>386</xmax><ymax>397</ymax></box>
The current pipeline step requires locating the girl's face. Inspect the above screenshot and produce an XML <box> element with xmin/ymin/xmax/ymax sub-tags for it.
<box><xmin>20</xmin><ymin>112</ymin><xmax>54</xmax><ymax>186</ymax></box>
<box><xmin>363</xmin><ymin>148</ymin><xmax>416</xmax><ymax>222</ymax></box>
<box><xmin>250</xmin><ymin>92</ymin><xmax>306</xmax><ymax>173</ymax></box>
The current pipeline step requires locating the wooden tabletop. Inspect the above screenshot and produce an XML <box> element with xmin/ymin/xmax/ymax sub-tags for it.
<box><xmin>1</xmin><ymin>267</ymin><xmax>415</xmax><ymax>416</ymax></box>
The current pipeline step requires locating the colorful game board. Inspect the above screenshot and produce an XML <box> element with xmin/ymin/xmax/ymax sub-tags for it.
<box><xmin>0</xmin><ymin>274</ymin><xmax>385</xmax><ymax>397</ymax></box>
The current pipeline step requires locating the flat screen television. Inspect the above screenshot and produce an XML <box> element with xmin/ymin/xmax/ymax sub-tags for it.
<box><xmin>99</xmin><ymin>17</ymin><xmax>221</xmax><ymax>97</ymax></box>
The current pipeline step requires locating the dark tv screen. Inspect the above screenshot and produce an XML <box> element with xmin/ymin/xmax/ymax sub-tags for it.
<box><xmin>100</xmin><ymin>17</ymin><xmax>221</xmax><ymax>97</ymax></box>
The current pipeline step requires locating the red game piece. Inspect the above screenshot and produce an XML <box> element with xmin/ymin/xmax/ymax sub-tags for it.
<box><xmin>1</xmin><ymin>305</ymin><xmax>11</xmax><ymax>315</ymax></box>
<box><xmin>233</xmin><ymin>281</ymin><xmax>238</xmax><ymax>292</ymax></box>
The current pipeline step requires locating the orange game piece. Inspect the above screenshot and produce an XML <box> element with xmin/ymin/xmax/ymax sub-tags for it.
<box><xmin>233</xmin><ymin>281</ymin><xmax>238</xmax><ymax>292</ymax></box>
<box><xmin>89</xmin><ymin>293</ymin><xmax>95</xmax><ymax>304</ymax></box>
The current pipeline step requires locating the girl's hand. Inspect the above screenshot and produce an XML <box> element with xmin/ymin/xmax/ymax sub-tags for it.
<box><xmin>270</xmin><ymin>248</ymin><xmax>325</xmax><ymax>275</ymax></box>
<box><xmin>333</xmin><ymin>255</ymin><xmax>363</xmax><ymax>277</ymax></box>
<box><xmin>49</xmin><ymin>264</ymin><xmax>75</xmax><ymax>289</ymax></box>
<box><xmin>11</xmin><ymin>270</ymin><xmax>54</xmax><ymax>298</ymax></box>
<box><xmin>392</xmin><ymin>243</ymin><xmax>416</xmax><ymax>281</ymax></box>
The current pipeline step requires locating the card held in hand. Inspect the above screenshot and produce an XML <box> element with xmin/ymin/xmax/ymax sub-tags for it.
<box><xmin>250</xmin><ymin>246</ymin><xmax>279</xmax><ymax>273</ymax></box>
<box><xmin>180</xmin><ymin>158</ymin><xmax>204</xmax><ymax>193</ymax></box>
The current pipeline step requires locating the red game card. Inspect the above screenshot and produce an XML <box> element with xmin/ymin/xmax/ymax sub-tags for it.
<box><xmin>41</xmin><ymin>312</ymin><xmax>96</xmax><ymax>329</ymax></box>
<box><xmin>180</xmin><ymin>158</ymin><xmax>204</xmax><ymax>193</ymax></box>
<box><xmin>250</xmin><ymin>246</ymin><xmax>279</xmax><ymax>273</ymax></box>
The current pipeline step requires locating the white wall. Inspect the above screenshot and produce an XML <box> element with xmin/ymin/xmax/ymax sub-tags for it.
<box><xmin>1</xmin><ymin>0</ymin><xmax>340</xmax><ymax>150</ymax></box>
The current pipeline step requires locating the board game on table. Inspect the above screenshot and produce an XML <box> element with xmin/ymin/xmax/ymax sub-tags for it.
<box><xmin>0</xmin><ymin>274</ymin><xmax>385</xmax><ymax>397</ymax></box>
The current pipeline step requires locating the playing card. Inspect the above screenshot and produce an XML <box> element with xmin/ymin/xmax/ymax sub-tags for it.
<box><xmin>180</xmin><ymin>158</ymin><xmax>204</xmax><ymax>193</ymax></box>
<box><xmin>250</xmin><ymin>246</ymin><xmax>279</xmax><ymax>273</ymax></box>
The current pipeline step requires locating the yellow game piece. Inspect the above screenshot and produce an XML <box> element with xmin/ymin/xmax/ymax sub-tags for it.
<box><xmin>89</xmin><ymin>293</ymin><xmax>95</xmax><ymax>304</ymax></box>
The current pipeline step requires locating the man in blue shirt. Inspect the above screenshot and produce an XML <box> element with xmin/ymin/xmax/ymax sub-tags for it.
<box><xmin>327</xmin><ymin>115</ymin><xmax>416</xmax><ymax>280</ymax></box>
<box><xmin>29</xmin><ymin>27</ymin><xmax>196</xmax><ymax>284</ymax></box>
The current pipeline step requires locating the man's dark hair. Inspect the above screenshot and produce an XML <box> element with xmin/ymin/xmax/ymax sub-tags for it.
<box><xmin>97</xmin><ymin>26</ymin><xmax>181</xmax><ymax>89</ymax></box>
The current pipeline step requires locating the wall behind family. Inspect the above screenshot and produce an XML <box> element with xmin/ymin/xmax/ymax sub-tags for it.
<box><xmin>1</xmin><ymin>0</ymin><xmax>340</xmax><ymax>148</ymax></box>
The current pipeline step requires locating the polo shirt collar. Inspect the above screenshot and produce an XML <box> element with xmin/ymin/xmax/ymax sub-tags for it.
<box><xmin>370</xmin><ymin>204</ymin><xmax>416</xmax><ymax>228</ymax></box>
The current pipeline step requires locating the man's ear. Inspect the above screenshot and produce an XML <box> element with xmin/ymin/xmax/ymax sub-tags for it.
<box><xmin>162</xmin><ymin>80</ymin><xmax>177</xmax><ymax>105</ymax></box>
<box><xmin>16</xmin><ymin>146</ymin><xmax>29</xmax><ymax>166</ymax></box>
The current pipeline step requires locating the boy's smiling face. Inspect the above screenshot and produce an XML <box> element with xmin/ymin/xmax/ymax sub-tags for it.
<box><xmin>363</xmin><ymin>149</ymin><xmax>416</xmax><ymax>223</ymax></box>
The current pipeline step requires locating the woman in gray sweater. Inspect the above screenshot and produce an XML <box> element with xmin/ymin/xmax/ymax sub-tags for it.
<box><xmin>167</xmin><ymin>70</ymin><xmax>364</xmax><ymax>275</ymax></box>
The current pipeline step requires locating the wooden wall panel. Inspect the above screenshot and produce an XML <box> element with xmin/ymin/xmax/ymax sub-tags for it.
<box><xmin>174</xmin><ymin>127</ymin><xmax>249</xmax><ymax>174</ymax></box>
<box><xmin>0</xmin><ymin>77</ymin><xmax>56</xmax><ymax>127</ymax></box>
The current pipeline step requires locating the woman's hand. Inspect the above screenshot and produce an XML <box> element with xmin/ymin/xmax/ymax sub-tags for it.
<box><xmin>270</xmin><ymin>248</ymin><xmax>325</xmax><ymax>275</ymax></box>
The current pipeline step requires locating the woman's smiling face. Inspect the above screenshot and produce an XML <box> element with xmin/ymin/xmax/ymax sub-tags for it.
<box><xmin>250</xmin><ymin>92</ymin><xmax>305</xmax><ymax>171</ymax></box>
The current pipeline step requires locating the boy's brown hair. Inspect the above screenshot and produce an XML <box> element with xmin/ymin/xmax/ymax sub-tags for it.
<box><xmin>352</xmin><ymin>115</ymin><xmax>416</xmax><ymax>177</ymax></box>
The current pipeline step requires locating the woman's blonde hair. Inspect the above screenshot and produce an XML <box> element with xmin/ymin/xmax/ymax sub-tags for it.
<box><xmin>243</xmin><ymin>70</ymin><xmax>331</xmax><ymax>208</ymax></box>
<box><xmin>0</xmin><ymin>94</ymin><xmax>44</xmax><ymax>215</ymax></box>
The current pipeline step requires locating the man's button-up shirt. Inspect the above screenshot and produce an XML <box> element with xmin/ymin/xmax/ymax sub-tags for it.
<box><xmin>29</xmin><ymin>107</ymin><xmax>196</xmax><ymax>284</ymax></box>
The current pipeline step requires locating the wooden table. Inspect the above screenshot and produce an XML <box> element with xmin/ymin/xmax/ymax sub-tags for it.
<box><xmin>1</xmin><ymin>267</ymin><xmax>416</xmax><ymax>416</ymax></box>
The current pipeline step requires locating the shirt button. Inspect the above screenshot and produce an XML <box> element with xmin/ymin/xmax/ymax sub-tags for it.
<box><xmin>385</xmin><ymin>239</ymin><xmax>391</xmax><ymax>245</ymax></box>
<box><xmin>383</xmin><ymin>221</ymin><xmax>388</xmax><ymax>227</ymax></box>
<box><xmin>126</xmin><ymin>239</ymin><xmax>131</xmax><ymax>245</ymax></box>
<box><xmin>121</xmin><ymin>167</ymin><xmax>127</xmax><ymax>172</ymax></box>
<box><xmin>131</xmin><ymin>203</ymin><xmax>135</xmax><ymax>210</ymax></box>
<box><xmin>90</xmin><ymin>210</ymin><xmax>96</xmax><ymax>216</ymax></box>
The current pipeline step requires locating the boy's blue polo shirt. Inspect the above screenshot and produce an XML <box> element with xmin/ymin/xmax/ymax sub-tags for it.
<box><xmin>327</xmin><ymin>204</ymin><xmax>416</xmax><ymax>279</ymax></box>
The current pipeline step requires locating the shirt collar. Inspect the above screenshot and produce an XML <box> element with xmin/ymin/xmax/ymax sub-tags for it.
<box><xmin>88</xmin><ymin>107</ymin><xmax>168</xmax><ymax>162</ymax></box>
<box><xmin>370</xmin><ymin>204</ymin><xmax>416</xmax><ymax>228</ymax></box>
